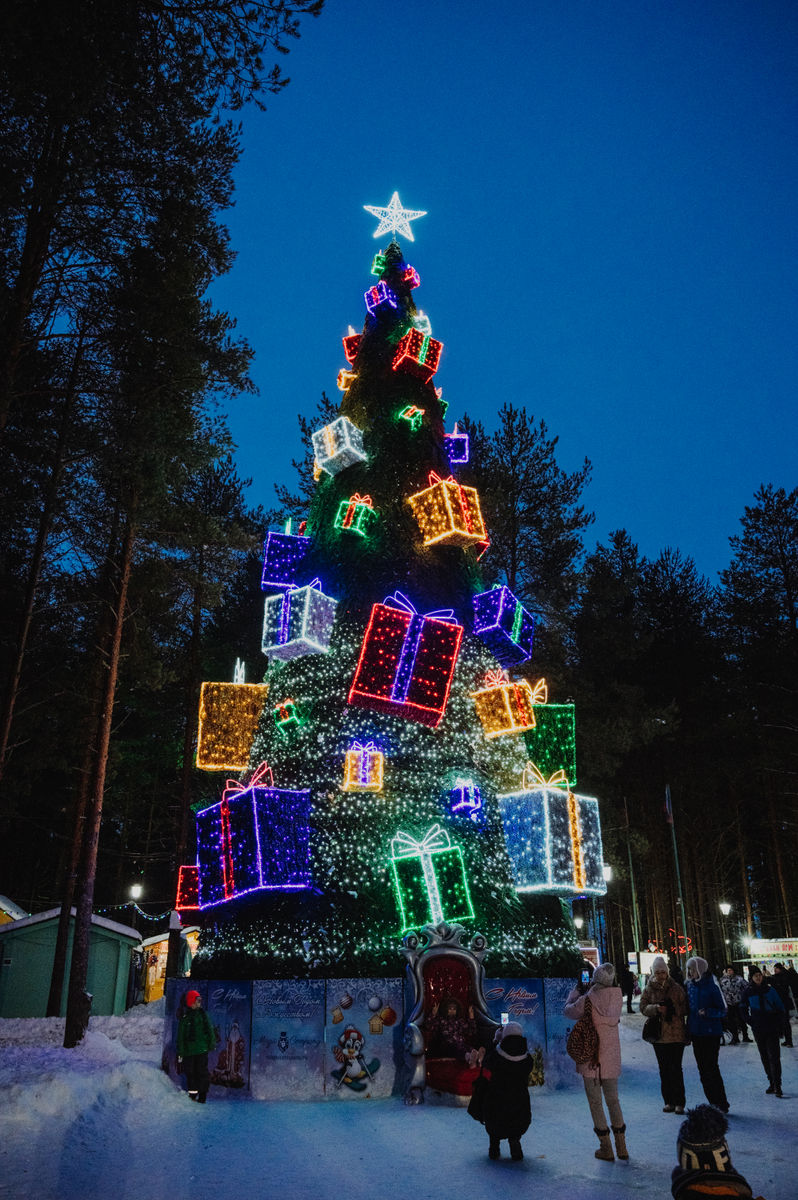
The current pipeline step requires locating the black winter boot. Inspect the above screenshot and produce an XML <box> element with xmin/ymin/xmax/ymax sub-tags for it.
<box><xmin>488</xmin><ymin>1139</ymin><xmax>500</xmax><ymax>1160</ymax></box>
<box><xmin>509</xmin><ymin>1139</ymin><xmax>523</xmax><ymax>1161</ymax></box>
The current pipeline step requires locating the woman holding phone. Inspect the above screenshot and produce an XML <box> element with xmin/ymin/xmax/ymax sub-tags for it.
<box><xmin>564</xmin><ymin>962</ymin><xmax>629</xmax><ymax>1162</ymax></box>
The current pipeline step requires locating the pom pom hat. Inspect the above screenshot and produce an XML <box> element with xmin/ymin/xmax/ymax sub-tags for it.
<box><xmin>185</xmin><ymin>989</ymin><xmax>201</xmax><ymax>1007</ymax></box>
<box><xmin>670</xmin><ymin>1106</ymin><xmax>754</xmax><ymax>1199</ymax></box>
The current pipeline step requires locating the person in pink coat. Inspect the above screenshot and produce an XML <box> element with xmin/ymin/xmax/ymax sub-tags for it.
<box><xmin>564</xmin><ymin>961</ymin><xmax>629</xmax><ymax>1162</ymax></box>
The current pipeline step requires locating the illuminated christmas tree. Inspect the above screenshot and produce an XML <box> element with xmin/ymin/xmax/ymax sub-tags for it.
<box><xmin>190</xmin><ymin>196</ymin><xmax>605</xmax><ymax>979</ymax></box>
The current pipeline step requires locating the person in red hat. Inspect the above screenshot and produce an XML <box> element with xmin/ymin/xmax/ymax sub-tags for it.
<box><xmin>177</xmin><ymin>990</ymin><xmax>218</xmax><ymax>1103</ymax></box>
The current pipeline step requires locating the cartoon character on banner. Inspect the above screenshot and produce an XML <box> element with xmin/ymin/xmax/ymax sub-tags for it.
<box><xmin>331</xmin><ymin>1026</ymin><xmax>381</xmax><ymax>1092</ymax></box>
<box><xmin>211</xmin><ymin>1019</ymin><xmax>246</xmax><ymax>1087</ymax></box>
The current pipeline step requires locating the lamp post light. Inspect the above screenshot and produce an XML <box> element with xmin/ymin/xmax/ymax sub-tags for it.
<box><xmin>719</xmin><ymin>902</ymin><xmax>731</xmax><ymax>960</ymax></box>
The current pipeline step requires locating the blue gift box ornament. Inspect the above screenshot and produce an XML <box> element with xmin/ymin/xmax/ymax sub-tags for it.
<box><xmin>472</xmin><ymin>584</ymin><xmax>535</xmax><ymax>667</ymax></box>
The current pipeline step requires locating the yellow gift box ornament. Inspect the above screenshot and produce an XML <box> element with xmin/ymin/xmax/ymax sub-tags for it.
<box><xmin>407</xmin><ymin>470</ymin><xmax>487</xmax><ymax>548</ymax></box>
<box><xmin>471</xmin><ymin>670</ymin><xmax>542</xmax><ymax>739</ymax></box>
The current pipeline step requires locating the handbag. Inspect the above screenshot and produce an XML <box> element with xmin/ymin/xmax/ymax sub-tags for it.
<box><xmin>566</xmin><ymin>995</ymin><xmax>600</xmax><ymax>1068</ymax></box>
<box><xmin>467</xmin><ymin>1065</ymin><xmax>489</xmax><ymax>1123</ymax></box>
<box><xmin>642</xmin><ymin>1013</ymin><xmax>662</xmax><ymax>1043</ymax></box>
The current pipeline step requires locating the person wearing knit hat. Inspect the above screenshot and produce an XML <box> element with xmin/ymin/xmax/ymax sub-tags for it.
<box><xmin>472</xmin><ymin>1021</ymin><xmax>534</xmax><ymax>1161</ymax></box>
<box><xmin>564</xmin><ymin>962</ymin><xmax>629</xmax><ymax>1162</ymax></box>
<box><xmin>743</xmin><ymin>966</ymin><xmax>785</xmax><ymax>1098</ymax></box>
<box><xmin>639</xmin><ymin>954</ymin><xmax>689</xmax><ymax>1113</ymax></box>
<box><xmin>670</xmin><ymin>1105</ymin><xmax>758</xmax><ymax>1198</ymax></box>
<box><xmin>685</xmin><ymin>957</ymin><xmax>730</xmax><ymax>1113</ymax></box>
<box><xmin>176</xmin><ymin>988</ymin><xmax>218</xmax><ymax>1103</ymax></box>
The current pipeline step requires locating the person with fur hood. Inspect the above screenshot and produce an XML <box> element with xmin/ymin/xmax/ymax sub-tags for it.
<box><xmin>639</xmin><ymin>954</ymin><xmax>688</xmax><ymax>1113</ymax></box>
<box><xmin>685</xmin><ymin>956</ymin><xmax>730</xmax><ymax>1113</ymax></box>
<box><xmin>473</xmin><ymin>1021</ymin><xmax>534</xmax><ymax>1161</ymax></box>
<box><xmin>564</xmin><ymin>962</ymin><xmax>629</xmax><ymax>1162</ymax></box>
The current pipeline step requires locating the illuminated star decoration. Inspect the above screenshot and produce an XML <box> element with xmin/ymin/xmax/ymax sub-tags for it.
<box><xmin>364</xmin><ymin>192</ymin><xmax>427</xmax><ymax>242</ymax></box>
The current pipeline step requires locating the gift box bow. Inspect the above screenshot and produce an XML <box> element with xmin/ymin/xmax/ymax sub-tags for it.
<box><xmin>391</xmin><ymin>823</ymin><xmax>451</xmax><ymax>860</ymax></box>
<box><xmin>347</xmin><ymin>493</ymin><xmax>373</xmax><ymax>509</ymax></box>
<box><xmin>223</xmin><ymin>760</ymin><xmax>274</xmax><ymax>802</ymax></box>
<box><xmin>521</xmin><ymin>761</ymin><xmax>569</xmax><ymax>791</ymax></box>
<box><xmin>350</xmin><ymin>740</ymin><xmax>379</xmax><ymax>755</ymax></box>
<box><xmin>384</xmin><ymin>590</ymin><xmax>455</xmax><ymax>623</ymax></box>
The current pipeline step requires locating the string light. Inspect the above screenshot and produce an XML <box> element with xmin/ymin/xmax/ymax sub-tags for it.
<box><xmin>312</xmin><ymin>416</ymin><xmax>368</xmax><ymax>476</ymax></box>
<box><xmin>342</xmin><ymin>741</ymin><xmax>384</xmax><ymax>792</ymax></box>
<box><xmin>262</xmin><ymin>579</ymin><xmax>338</xmax><ymax>660</ymax></box>
<box><xmin>389</xmin><ymin>824</ymin><xmax>473</xmax><ymax>931</ymax></box>
<box><xmin>398</xmin><ymin>405</ymin><xmax>425</xmax><ymax>432</ymax></box>
<box><xmin>472</xmin><ymin>585</ymin><xmax>535</xmax><ymax>667</ymax></box>
<box><xmin>176</xmin><ymin>865</ymin><xmax>200</xmax><ymax>911</ymax></box>
<box><xmin>407</xmin><ymin>471</ymin><xmax>487</xmax><ymax>548</ymax></box>
<box><xmin>348</xmin><ymin>593</ymin><xmax>463</xmax><ymax>728</ymax></box>
<box><xmin>261</xmin><ymin>520</ymin><xmax>311</xmax><ymax>592</ymax></box>
<box><xmin>392</xmin><ymin>328</ymin><xmax>443</xmax><ymax>383</ymax></box>
<box><xmin>471</xmin><ymin>670</ymin><xmax>536</xmax><ymax>738</ymax></box>
<box><xmin>333</xmin><ymin>493</ymin><xmax>378</xmax><ymax>538</ymax></box>
<box><xmin>444</xmin><ymin>422</ymin><xmax>469</xmax><ymax>466</ymax></box>
<box><xmin>196</xmin><ymin>680</ymin><xmax>270</xmax><ymax>771</ymax></box>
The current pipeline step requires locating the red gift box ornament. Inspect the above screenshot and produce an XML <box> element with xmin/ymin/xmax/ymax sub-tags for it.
<box><xmin>348</xmin><ymin>591</ymin><xmax>463</xmax><ymax>728</ymax></box>
<box><xmin>391</xmin><ymin>327</ymin><xmax>443</xmax><ymax>383</ymax></box>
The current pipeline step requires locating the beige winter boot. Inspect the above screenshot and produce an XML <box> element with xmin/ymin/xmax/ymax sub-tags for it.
<box><xmin>594</xmin><ymin>1127</ymin><xmax>614</xmax><ymax>1161</ymax></box>
<box><xmin>612</xmin><ymin>1124</ymin><xmax>629</xmax><ymax>1160</ymax></box>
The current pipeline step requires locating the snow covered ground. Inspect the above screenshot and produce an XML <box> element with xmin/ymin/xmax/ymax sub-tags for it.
<box><xmin>1</xmin><ymin>1004</ymin><xmax>795</xmax><ymax>1200</ymax></box>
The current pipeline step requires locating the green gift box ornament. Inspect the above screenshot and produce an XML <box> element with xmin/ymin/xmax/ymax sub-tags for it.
<box><xmin>522</xmin><ymin>679</ymin><xmax>577</xmax><ymax>786</ymax></box>
<box><xmin>390</xmin><ymin>824</ymin><xmax>474</xmax><ymax>932</ymax></box>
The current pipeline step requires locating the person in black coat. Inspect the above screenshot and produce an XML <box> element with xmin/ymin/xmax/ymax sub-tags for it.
<box><xmin>744</xmin><ymin>967</ymin><xmax>785</xmax><ymax>1098</ymax></box>
<box><xmin>770</xmin><ymin>964</ymin><xmax>794</xmax><ymax>1047</ymax></box>
<box><xmin>474</xmin><ymin>1021</ymin><xmax>534</xmax><ymax>1162</ymax></box>
<box><xmin>619</xmin><ymin>963</ymin><xmax>637</xmax><ymax>1014</ymax></box>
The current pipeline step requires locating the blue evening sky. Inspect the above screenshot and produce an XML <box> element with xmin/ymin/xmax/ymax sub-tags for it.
<box><xmin>212</xmin><ymin>0</ymin><xmax>798</xmax><ymax>583</ymax></box>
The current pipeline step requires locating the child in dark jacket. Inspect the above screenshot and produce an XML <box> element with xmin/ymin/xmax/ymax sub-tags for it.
<box><xmin>744</xmin><ymin>968</ymin><xmax>785</xmax><ymax>1098</ymax></box>
<box><xmin>177</xmin><ymin>989</ymin><xmax>218</xmax><ymax>1103</ymax></box>
<box><xmin>475</xmin><ymin>1022</ymin><xmax>534</xmax><ymax>1162</ymax></box>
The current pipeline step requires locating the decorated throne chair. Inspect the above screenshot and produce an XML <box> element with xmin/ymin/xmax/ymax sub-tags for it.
<box><xmin>402</xmin><ymin>922</ymin><xmax>499</xmax><ymax>1104</ymax></box>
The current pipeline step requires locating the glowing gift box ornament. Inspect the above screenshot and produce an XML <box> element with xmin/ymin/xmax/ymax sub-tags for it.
<box><xmin>450</xmin><ymin>778</ymin><xmax>483</xmax><ymax>824</ymax></box>
<box><xmin>342</xmin><ymin>741</ymin><xmax>384</xmax><ymax>792</ymax></box>
<box><xmin>391</xmin><ymin>327</ymin><xmax>443</xmax><ymax>384</ymax></box>
<box><xmin>398</xmin><ymin>405</ymin><xmax>425</xmax><ymax>432</ymax></box>
<box><xmin>523</xmin><ymin>687</ymin><xmax>577</xmax><ymax>787</ymax></box>
<box><xmin>348</xmin><ymin>591</ymin><xmax>463</xmax><ymax>728</ymax></box>
<box><xmin>175</xmin><ymin>865</ymin><xmax>200</xmax><ymax>911</ymax></box>
<box><xmin>390</xmin><ymin>824</ymin><xmax>474</xmax><ymax>932</ymax></box>
<box><xmin>371</xmin><ymin>251</ymin><xmax>387</xmax><ymax>276</ymax></box>
<box><xmin>334</xmin><ymin>493</ymin><xmax>378</xmax><ymax>538</ymax></box>
<box><xmin>274</xmin><ymin>697</ymin><xmax>304</xmax><ymax>734</ymax></box>
<box><xmin>402</xmin><ymin>264</ymin><xmax>421</xmax><ymax>289</ymax></box>
<box><xmin>364</xmin><ymin>280</ymin><xmax>398</xmax><ymax>315</ymax></box>
<box><xmin>195</xmin><ymin>762</ymin><xmax>312</xmax><ymax>907</ymax></box>
<box><xmin>337</xmin><ymin>368</ymin><xmax>357</xmax><ymax>392</ymax></box>
<box><xmin>497</xmin><ymin>763</ymin><xmax>605</xmax><ymax>896</ymax></box>
<box><xmin>196</xmin><ymin>661</ymin><xmax>270</xmax><ymax>771</ymax></box>
<box><xmin>444</xmin><ymin>422</ymin><xmax>470</xmax><ymax>466</ymax></box>
<box><xmin>312</xmin><ymin>415</ymin><xmax>367</xmax><ymax>476</ymax></box>
<box><xmin>342</xmin><ymin>331</ymin><xmax>362</xmax><ymax>363</ymax></box>
<box><xmin>262</xmin><ymin>578</ymin><xmax>337</xmax><ymax>661</ymax></box>
<box><xmin>261</xmin><ymin>518</ymin><xmax>311</xmax><ymax>592</ymax></box>
<box><xmin>472</xmin><ymin>584</ymin><xmax>535</xmax><ymax>667</ymax></box>
<box><xmin>407</xmin><ymin>471</ymin><xmax>486</xmax><ymax>548</ymax></box>
<box><xmin>471</xmin><ymin>669</ymin><xmax>537</xmax><ymax>739</ymax></box>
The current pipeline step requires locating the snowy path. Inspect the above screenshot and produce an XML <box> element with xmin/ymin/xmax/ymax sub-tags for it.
<box><xmin>1</xmin><ymin>1008</ymin><xmax>795</xmax><ymax>1200</ymax></box>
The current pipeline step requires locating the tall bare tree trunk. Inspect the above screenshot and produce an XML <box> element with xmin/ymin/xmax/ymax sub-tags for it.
<box><xmin>64</xmin><ymin>513</ymin><xmax>135</xmax><ymax>1047</ymax></box>
<box><xmin>735</xmin><ymin>807</ymin><xmax>753</xmax><ymax>938</ymax></box>
<box><xmin>766</xmin><ymin>794</ymin><xmax>791</xmax><ymax>936</ymax></box>
<box><xmin>176</xmin><ymin>547</ymin><xmax>205</xmax><ymax>872</ymax></box>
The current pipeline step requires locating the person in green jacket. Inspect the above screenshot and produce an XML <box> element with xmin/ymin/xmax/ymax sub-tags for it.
<box><xmin>177</xmin><ymin>990</ymin><xmax>217</xmax><ymax>1103</ymax></box>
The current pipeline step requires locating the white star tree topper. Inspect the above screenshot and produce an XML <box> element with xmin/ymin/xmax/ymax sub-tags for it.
<box><xmin>364</xmin><ymin>191</ymin><xmax>427</xmax><ymax>242</ymax></box>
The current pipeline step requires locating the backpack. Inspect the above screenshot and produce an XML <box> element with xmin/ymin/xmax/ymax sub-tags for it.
<box><xmin>566</xmin><ymin>995</ymin><xmax>600</xmax><ymax>1069</ymax></box>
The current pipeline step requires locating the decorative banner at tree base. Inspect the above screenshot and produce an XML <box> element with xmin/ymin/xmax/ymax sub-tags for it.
<box><xmin>472</xmin><ymin>585</ymin><xmax>535</xmax><ymax>667</ymax></box>
<box><xmin>261</xmin><ymin>523</ymin><xmax>311</xmax><ymax>593</ymax></box>
<box><xmin>334</xmin><ymin>493</ymin><xmax>378</xmax><ymax>538</ymax></box>
<box><xmin>312</xmin><ymin>416</ymin><xmax>367</xmax><ymax>475</ymax></box>
<box><xmin>497</xmin><ymin>765</ymin><xmax>605</xmax><ymax>896</ymax></box>
<box><xmin>471</xmin><ymin>670</ymin><xmax>536</xmax><ymax>738</ymax></box>
<box><xmin>196</xmin><ymin>681</ymin><xmax>270</xmax><ymax>770</ymax></box>
<box><xmin>342</xmin><ymin>741</ymin><xmax>384</xmax><ymax>792</ymax></box>
<box><xmin>390</xmin><ymin>825</ymin><xmax>473</xmax><ymax>932</ymax></box>
<box><xmin>407</xmin><ymin>471</ymin><xmax>486</xmax><ymax>548</ymax></box>
<box><xmin>391</xmin><ymin>327</ymin><xmax>442</xmax><ymax>383</ymax></box>
<box><xmin>523</xmin><ymin>701</ymin><xmax>577</xmax><ymax>787</ymax></box>
<box><xmin>196</xmin><ymin>764</ymin><xmax>312</xmax><ymax>907</ymax></box>
<box><xmin>175</xmin><ymin>865</ymin><xmax>200</xmax><ymax>911</ymax></box>
<box><xmin>262</xmin><ymin>579</ymin><xmax>338</xmax><ymax>660</ymax></box>
<box><xmin>348</xmin><ymin>591</ymin><xmax>463</xmax><ymax>728</ymax></box>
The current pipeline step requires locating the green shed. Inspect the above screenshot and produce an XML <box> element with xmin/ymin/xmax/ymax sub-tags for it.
<box><xmin>0</xmin><ymin>908</ymin><xmax>140</xmax><ymax>1018</ymax></box>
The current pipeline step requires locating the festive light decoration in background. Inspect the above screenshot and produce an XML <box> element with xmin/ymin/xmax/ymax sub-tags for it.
<box><xmin>195</xmin><ymin>763</ymin><xmax>312</xmax><ymax>907</ymax></box>
<box><xmin>342</xmin><ymin>331</ymin><xmax>362</xmax><ymax>362</ymax></box>
<box><xmin>348</xmin><ymin>592</ymin><xmax>463</xmax><ymax>728</ymax></box>
<box><xmin>337</xmin><ymin>368</ymin><xmax>357</xmax><ymax>392</ymax></box>
<box><xmin>444</xmin><ymin>422</ymin><xmax>469</xmax><ymax>466</ymax></box>
<box><xmin>471</xmin><ymin>669</ymin><xmax>537</xmax><ymax>739</ymax></box>
<box><xmin>523</xmin><ymin>699</ymin><xmax>577</xmax><ymax>786</ymax></box>
<box><xmin>407</xmin><ymin>471</ymin><xmax>486</xmax><ymax>549</ymax></box>
<box><xmin>333</xmin><ymin>493</ymin><xmax>378</xmax><ymax>538</ymax></box>
<box><xmin>392</xmin><ymin>327</ymin><xmax>443</xmax><ymax>384</ymax></box>
<box><xmin>262</xmin><ymin>579</ymin><xmax>338</xmax><ymax>660</ymax></box>
<box><xmin>497</xmin><ymin>764</ymin><xmax>606</xmax><ymax>896</ymax></box>
<box><xmin>472</xmin><ymin>585</ymin><xmax>535</xmax><ymax>667</ymax></box>
<box><xmin>175</xmin><ymin>865</ymin><xmax>200</xmax><ymax>911</ymax></box>
<box><xmin>398</xmin><ymin>404</ymin><xmax>425</xmax><ymax>432</ymax></box>
<box><xmin>390</xmin><ymin>824</ymin><xmax>474</xmax><ymax>931</ymax></box>
<box><xmin>450</xmin><ymin>778</ymin><xmax>483</xmax><ymax>823</ymax></box>
<box><xmin>261</xmin><ymin>519</ymin><xmax>311</xmax><ymax>593</ymax></box>
<box><xmin>196</xmin><ymin>678</ymin><xmax>270</xmax><ymax>771</ymax></box>
<box><xmin>364</xmin><ymin>280</ymin><xmax>398</xmax><ymax>315</ymax></box>
<box><xmin>312</xmin><ymin>416</ymin><xmax>367</xmax><ymax>476</ymax></box>
<box><xmin>273</xmin><ymin>697</ymin><xmax>304</xmax><ymax>735</ymax></box>
<box><xmin>342</xmin><ymin>741</ymin><xmax>384</xmax><ymax>792</ymax></box>
<box><xmin>364</xmin><ymin>191</ymin><xmax>427</xmax><ymax>242</ymax></box>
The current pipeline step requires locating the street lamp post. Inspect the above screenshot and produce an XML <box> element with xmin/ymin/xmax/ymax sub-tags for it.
<box><xmin>719</xmin><ymin>902</ymin><xmax>731</xmax><ymax>962</ymax></box>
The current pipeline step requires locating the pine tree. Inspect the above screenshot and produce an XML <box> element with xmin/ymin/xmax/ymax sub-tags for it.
<box><xmin>193</xmin><ymin>228</ymin><xmax>599</xmax><ymax>981</ymax></box>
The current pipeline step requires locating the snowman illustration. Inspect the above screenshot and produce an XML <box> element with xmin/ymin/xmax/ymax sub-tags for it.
<box><xmin>331</xmin><ymin>1025</ymin><xmax>380</xmax><ymax>1092</ymax></box>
